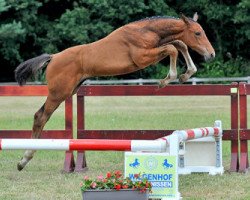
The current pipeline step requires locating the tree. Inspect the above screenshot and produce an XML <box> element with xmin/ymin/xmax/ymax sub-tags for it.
<box><xmin>0</xmin><ymin>0</ymin><xmax>249</xmax><ymax>82</ymax></box>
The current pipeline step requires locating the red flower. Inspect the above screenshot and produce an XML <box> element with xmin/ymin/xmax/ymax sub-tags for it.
<box><xmin>114</xmin><ymin>170</ymin><xmax>122</xmax><ymax>178</ymax></box>
<box><xmin>115</xmin><ymin>184</ymin><xmax>121</xmax><ymax>190</ymax></box>
<box><xmin>106</xmin><ymin>172</ymin><xmax>111</xmax><ymax>178</ymax></box>
<box><xmin>103</xmin><ymin>178</ymin><xmax>108</xmax><ymax>183</ymax></box>
<box><xmin>122</xmin><ymin>185</ymin><xmax>128</xmax><ymax>189</ymax></box>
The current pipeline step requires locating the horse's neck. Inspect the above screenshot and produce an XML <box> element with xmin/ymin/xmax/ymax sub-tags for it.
<box><xmin>148</xmin><ymin>19</ymin><xmax>186</xmax><ymax>44</ymax></box>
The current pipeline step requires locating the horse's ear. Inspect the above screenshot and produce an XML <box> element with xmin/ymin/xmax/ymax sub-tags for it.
<box><xmin>180</xmin><ymin>13</ymin><xmax>190</xmax><ymax>25</ymax></box>
<box><xmin>193</xmin><ymin>12</ymin><xmax>198</xmax><ymax>22</ymax></box>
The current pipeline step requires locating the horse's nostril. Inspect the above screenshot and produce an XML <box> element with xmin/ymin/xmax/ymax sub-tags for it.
<box><xmin>211</xmin><ymin>53</ymin><xmax>215</xmax><ymax>58</ymax></box>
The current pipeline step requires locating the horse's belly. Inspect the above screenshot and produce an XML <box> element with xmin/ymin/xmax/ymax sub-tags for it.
<box><xmin>83</xmin><ymin>43</ymin><xmax>138</xmax><ymax>76</ymax></box>
<box><xmin>92</xmin><ymin>62</ymin><xmax>138</xmax><ymax>76</ymax></box>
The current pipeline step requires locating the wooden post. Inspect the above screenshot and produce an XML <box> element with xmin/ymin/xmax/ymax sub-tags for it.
<box><xmin>239</xmin><ymin>83</ymin><xmax>249</xmax><ymax>172</ymax></box>
<box><xmin>63</xmin><ymin>97</ymin><xmax>75</xmax><ymax>172</ymax></box>
<box><xmin>75</xmin><ymin>93</ymin><xmax>88</xmax><ymax>172</ymax></box>
<box><xmin>230</xmin><ymin>82</ymin><xmax>239</xmax><ymax>172</ymax></box>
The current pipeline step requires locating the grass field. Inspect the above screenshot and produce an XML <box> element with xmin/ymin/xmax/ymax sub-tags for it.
<box><xmin>0</xmin><ymin>95</ymin><xmax>249</xmax><ymax>200</ymax></box>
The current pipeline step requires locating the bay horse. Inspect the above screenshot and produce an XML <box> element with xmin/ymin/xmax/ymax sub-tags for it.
<box><xmin>15</xmin><ymin>13</ymin><xmax>215</xmax><ymax>171</ymax></box>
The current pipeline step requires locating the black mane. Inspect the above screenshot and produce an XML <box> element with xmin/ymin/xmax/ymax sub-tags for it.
<box><xmin>132</xmin><ymin>15</ymin><xmax>196</xmax><ymax>23</ymax></box>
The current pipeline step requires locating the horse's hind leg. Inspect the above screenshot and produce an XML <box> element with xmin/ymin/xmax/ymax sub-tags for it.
<box><xmin>17</xmin><ymin>96</ymin><xmax>63</xmax><ymax>171</ymax></box>
<box><xmin>157</xmin><ymin>44</ymin><xmax>178</xmax><ymax>88</ymax></box>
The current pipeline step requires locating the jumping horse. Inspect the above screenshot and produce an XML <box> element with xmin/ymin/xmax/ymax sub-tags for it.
<box><xmin>15</xmin><ymin>13</ymin><xmax>215</xmax><ymax>171</ymax></box>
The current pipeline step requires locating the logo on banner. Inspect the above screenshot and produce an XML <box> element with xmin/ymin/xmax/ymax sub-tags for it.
<box><xmin>125</xmin><ymin>153</ymin><xmax>177</xmax><ymax>199</ymax></box>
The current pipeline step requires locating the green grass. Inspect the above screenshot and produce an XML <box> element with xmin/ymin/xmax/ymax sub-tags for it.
<box><xmin>0</xmin><ymin>96</ymin><xmax>249</xmax><ymax>199</ymax></box>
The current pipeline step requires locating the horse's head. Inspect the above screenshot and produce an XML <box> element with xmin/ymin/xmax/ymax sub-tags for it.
<box><xmin>180</xmin><ymin>13</ymin><xmax>215</xmax><ymax>61</ymax></box>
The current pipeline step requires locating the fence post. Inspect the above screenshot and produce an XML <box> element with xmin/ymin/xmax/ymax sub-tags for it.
<box><xmin>230</xmin><ymin>82</ymin><xmax>239</xmax><ymax>172</ymax></box>
<box><xmin>239</xmin><ymin>82</ymin><xmax>249</xmax><ymax>172</ymax></box>
<box><xmin>75</xmin><ymin>90</ymin><xmax>88</xmax><ymax>172</ymax></box>
<box><xmin>63</xmin><ymin>97</ymin><xmax>75</xmax><ymax>172</ymax></box>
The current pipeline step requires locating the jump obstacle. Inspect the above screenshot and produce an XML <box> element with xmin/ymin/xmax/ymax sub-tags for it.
<box><xmin>0</xmin><ymin>121</ymin><xmax>222</xmax><ymax>200</ymax></box>
<box><xmin>0</xmin><ymin>83</ymin><xmax>249</xmax><ymax>173</ymax></box>
<box><xmin>76</xmin><ymin>83</ymin><xmax>242</xmax><ymax>173</ymax></box>
<box><xmin>0</xmin><ymin>122</ymin><xmax>222</xmax><ymax>152</ymax></box>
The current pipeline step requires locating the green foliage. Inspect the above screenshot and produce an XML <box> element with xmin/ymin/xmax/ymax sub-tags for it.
<box><xmin>234</xmin><ymin>0</ymin><xmax>250</xmax><ymax>61</ymax></box>
<box><xmin>197</xmin><ymin>56</ymin><xmax>248</xmax><ymax>77</ymax></box>
<box><xmin>234</xmin><ymin>0</ymin><xmax>250</xmax><ymax>40</ymax></box>
<box><xmin>0</xmin><ymin>0</ymin><xmax>42</xmax><ymax>63</ymax></box>
<box><xmin>0</xmin><ymin>0</ymin><xmax>249</xmax><ymax>81</ymax></box>
<box><xmin>0</xmin><ymin>21</ymin><xmax>25</xmax><ymax>62</ymax></box>
<box><xmin>0</xmin><ymin>0</ymin><xmax>10</xmax><ymax>12</ymax></box>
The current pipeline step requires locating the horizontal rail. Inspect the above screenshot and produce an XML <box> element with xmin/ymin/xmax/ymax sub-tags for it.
<box><xmin>83</xmin><ymin>77</ymin><xmax>250</xmax><ymax>85</ymax></box>
<box><xmin>77</xmin><ymin>129</ymin><xmax>236</xmax><ymax>140</ymax></box>
<box><xmin>77</xmin><ymin>85</ymin><xmax>237</xmax><ymax>96</ymax></box>
<box><xmin>77</xmin><ymin>130</ymin><xmax>173</xmax><ymax>140</ymax></box>
<box><xmin>239</xmin><ymin>129</ymin><xmax>250</xmax><ymax>139</ymax></box>
<box><xmin>0</xmin><ymin>85</ymin><xmax>48</xmax><ymax>96</ymax></box>
<box><xmin>0</xmin><ymin>130</ymin><xmax>72</xmax><ymax>139</ymax></box>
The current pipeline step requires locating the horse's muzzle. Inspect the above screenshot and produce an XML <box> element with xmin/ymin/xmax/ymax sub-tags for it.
<box><xmin>204</xmin><ymin>52</ymin><xmax>215</xmax><ymax>61</ymax></box>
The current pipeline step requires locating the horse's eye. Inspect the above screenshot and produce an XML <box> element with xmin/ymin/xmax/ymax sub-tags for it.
<box><xmin>195</xmin><ymin>32</ymin><xmax>201</xmax><ymax>36</ymax></box>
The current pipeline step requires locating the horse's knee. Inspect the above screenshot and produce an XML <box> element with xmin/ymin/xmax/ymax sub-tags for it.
<box><xmin>34</xmin><ymin>104</ymin><xmax>45</xmax><ymax>121</ymax></box>
<box><xmin>169</xmin><ymin>40</ymin><xmax>188</xmax><ymax>52</ymax></box>
<box><xmin>165</xmin><ymin>45</ymin><xmax>178</xmax><ymax>58</ymax></box>
<box><xmin>32</xmin><ymin>104</ymin><xmax>46</xmax><ymax>137</ymax></box>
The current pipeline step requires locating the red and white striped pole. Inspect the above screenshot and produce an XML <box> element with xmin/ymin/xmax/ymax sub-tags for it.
<box><xmin>157</xmin><ymin>120</ymin><xmax>222</xmax><ymax>144</ymax></box>
<box><xmin>0</xmin><ymin>139</ymin><xmax>167</xmax><ymax>152</ymax></box>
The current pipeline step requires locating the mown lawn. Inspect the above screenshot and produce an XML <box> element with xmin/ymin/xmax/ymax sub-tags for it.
<box><xmin>0</xmin><ymin>95</ymin><xmax>249</xmax><ymax>199</ymax></box>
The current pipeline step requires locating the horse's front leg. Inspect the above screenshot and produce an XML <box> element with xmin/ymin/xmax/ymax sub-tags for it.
<box><xmin>168</xmin><ymin>40</ymin><xmax>197</xmax><ymax>83</ymax></box>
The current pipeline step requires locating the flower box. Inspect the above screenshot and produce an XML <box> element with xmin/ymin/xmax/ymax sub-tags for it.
<box><xmin>82</xmin><ymin>189</ymin><xmax>149</xmax><ymax>200</ymax></box>
<box><xmin>80</xmin><ymin>171</ymin><xmax>151</xmax><ymax>200</ymax></box>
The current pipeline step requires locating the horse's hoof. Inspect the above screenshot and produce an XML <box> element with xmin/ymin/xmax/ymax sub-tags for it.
<box><xmin>179</xmin><ymin>74</ymin><xmax>187</xmax><ymax>84</ymax></box>
<box><xmin>158</xmin><ymin>80</ymin><xmax>167</xmax><ymax>89</ymax></box>
<box><xmin>17</xmin><ymin>162</ymin><xmax>24</xmax><ymax>171</ymax></box>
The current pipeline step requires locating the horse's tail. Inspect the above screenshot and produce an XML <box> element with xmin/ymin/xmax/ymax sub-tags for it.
<box><xmin>15</xmin><ymin>53</ymin><xmax>52</xmax><ymax>86</ymax></box>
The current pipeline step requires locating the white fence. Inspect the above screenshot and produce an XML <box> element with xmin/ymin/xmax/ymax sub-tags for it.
<box><xmin>1</xmin><ymin>76</ymin><xmax>250</xmax><ymax>85</ymax></box>
<box><xmin>83</xmin><ymin>76</ymin><xmax>250</xmax><ymax>85</ymax></box>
